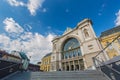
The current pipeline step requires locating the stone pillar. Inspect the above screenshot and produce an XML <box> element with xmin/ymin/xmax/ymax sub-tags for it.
<box><xmin>83</xmin><ymin>57</ymin><xmax>87</xmax><ymax>69</ymax></box>
<box><xmin>62</xmin><ymin>63</ymin><xmax>64</xmax><ymax>71</ymax></box>
<box><xmin>78</xmin><ymin>59</ymin><xmax>81</xmax><ymax>70</ymax></box>
<box><xmin>73</xmin><ymin>60</ymin><xmax>75</xmax><ymax>71</ymax></box>
<box><xmin>65</xmin><ymin>62</ymin><xmax>67</xmax><ymax>71</ymax></box>
<box><xmin>69</xmin><ymin>61</ymin><xmax>71</xmax><ymax>71</ymax></box>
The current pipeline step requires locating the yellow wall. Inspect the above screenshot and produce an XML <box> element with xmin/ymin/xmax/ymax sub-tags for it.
<box><xmin>40</xmin><ymin>55</ymin><xmax>51</xmax><ymax>72</ymax></box>
<box><xmin>100</xmin><ymin>32</ymin><xmax>120</xmax><ymax>59</ymax></box>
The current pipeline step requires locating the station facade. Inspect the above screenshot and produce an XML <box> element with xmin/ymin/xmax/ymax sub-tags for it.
<box><xmin>50</xmin><ymin>19</ymin><xmax>103</xmax><ymax>71</ymax></box>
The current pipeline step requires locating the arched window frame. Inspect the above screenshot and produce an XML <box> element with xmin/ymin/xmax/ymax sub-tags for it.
<box><xmin>62</xmin><ymin>38</ymin><xmax>82</xmax><ymax>59</ymax></box>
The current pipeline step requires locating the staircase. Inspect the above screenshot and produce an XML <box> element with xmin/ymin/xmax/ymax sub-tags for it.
<box><xmin>4</xmin><ymin>70</ymin><xmax>109</xmax><ymax>80</ymax></box>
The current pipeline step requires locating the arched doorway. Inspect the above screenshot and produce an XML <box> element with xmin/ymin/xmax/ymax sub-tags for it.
<box><xmin>61</xmin><ymin>38</ymin><xmax>84</xmax><ymax>71</ymax></box>
<box><xmin>66</xmin><ymin>66</ymin><xmax>69</xmax><ymax>71</ymax></box>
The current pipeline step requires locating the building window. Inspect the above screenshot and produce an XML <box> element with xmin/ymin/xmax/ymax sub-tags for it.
<box><xmin>73</xmin><ymin>51</ymin><xmax>75</xmax><ymax>57</ymax></box>
<box><xmin>107</xmin><ymin>42</ymin><xmax>113</xmax><ymax>49</ymax></box>
<box><xmin>65</xmin><ymin>53</ymin><xmax>68</xmax><ymax>59</ymax></box>
<box><xmin>62</xmin><ymin>38</ymin><xmax>82</xmax><ymax>59</ymax></box>
<box><xmin>117</xmin><ymin>38</ymin><xmax>120</xmax><ymax>44</ymax></box>
<box><xmin>78</xmin><ymin>49</ymin><xmax>81</xmax><ymax>56</ymax></box>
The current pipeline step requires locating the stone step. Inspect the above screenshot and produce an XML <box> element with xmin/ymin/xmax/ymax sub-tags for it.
<box><xmin>32</xmin><ymin>71</ymin><xmax>101</xmax><ymax>74</ymax></box>
<box><xmin>5</xmin><ymin>70</ymin><xmax>109</xmax><ymax>80</ymax></box>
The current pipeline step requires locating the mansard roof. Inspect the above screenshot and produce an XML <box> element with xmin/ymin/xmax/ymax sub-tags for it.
<box><xmin>43</xmin><ymin>52</ymin><xmax>52</xmax><ymax>58</ymax></box>
<box><xmin>100</xmin><ymin>25</ymin><xmax>120</xmax><ymax>37</ymax></box>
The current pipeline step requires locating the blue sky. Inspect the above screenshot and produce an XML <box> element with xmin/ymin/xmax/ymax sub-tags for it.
<box><xmin>0</xmin><ymin>0</ymin><xmax>120</xmax><ymax>63</ymax></box>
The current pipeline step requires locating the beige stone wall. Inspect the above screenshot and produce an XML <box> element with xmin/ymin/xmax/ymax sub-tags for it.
<box><xmin>50</xmin><ymin>19</ymin><xmax>102</xmax><ymax>71</ymax></box>
<box><xmin>83</xmin><ymin>52</ymin><xmax>98</xmax><ymax>69</ymax></box>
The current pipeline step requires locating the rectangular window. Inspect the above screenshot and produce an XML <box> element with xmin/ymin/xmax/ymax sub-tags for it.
<box><xmin>106</xmin><ymin>42</ymin><xmax>113</xmax><ymax>50</ymax></box>
<box><xmin>118</xmin><ymin>38</ymin><xmax>120</xmax><ymax>44</ymax></box>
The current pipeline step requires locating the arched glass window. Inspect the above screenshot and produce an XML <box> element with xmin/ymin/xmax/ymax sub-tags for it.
<box><xmin>62</xmin><ymin>38</ymin><xmax>82</xmax><ymax>59</ymax></box>
<box><xmin>78</xmin><ymin>49</ymin><xmax>81</xmax><ymax>56</ymax></box>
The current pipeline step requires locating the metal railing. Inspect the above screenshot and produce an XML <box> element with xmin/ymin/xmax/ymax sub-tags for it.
<box><xmin>0</xmin><ymin>60</ymin><xmax>20</xmax><ymax>79</ymax></box>
<box><xmin>93</xmin><ymin>33</ymin><xmax>120</xmax><ymax>80</ymax></box>
<box><xmin>0</xmin><ymin>64</ymin><xmax>18</xmax><ymax>71</ymax></box>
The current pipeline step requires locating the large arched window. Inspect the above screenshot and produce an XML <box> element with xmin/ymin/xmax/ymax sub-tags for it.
<box><xmin>62</xmin><ymin>38</ymin><xmax>82</xmax><ymax>59</ymax></box>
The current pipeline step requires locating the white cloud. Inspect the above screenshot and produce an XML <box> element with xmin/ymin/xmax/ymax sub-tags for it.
<box><xmin>3</xmin><ymin>17</ymin><xmax>24</xmax><ymax>34</ymax></box>
<box><xmin>0</xmin><ymin>34</ymin><xmax>10</xmax><ymax>50</ymax></box>
<box><xmin>1</xmin><ymin>17</ymin><xmax>56</xmax><ymax>64</ymax></box>
<box><xmin>7</xmin><ymin>0</ymin><xmax>46</xmax><ymax>16</ymax></box>
<box><xmin>22</xmin><ymin>33</ymin><xmax>56</xmax><ymax>63</ymax></box>
<box><xmin>98</xmin><ymin>3</ymin><xmax>106</xmax><ymax>16</ymax></box>
<box><xmin>7</xmin><ymin>0</ymin><xmax>25</xmax><ymax>7</ymax></box>
<box><xmin>115</xmin><ymin>10</ymin><xmax>120</xmax><ymax>26</ymax></box>
<box><xmin>27</xmin><ymin>0</ymin><xmax>45</xmax><ymax>15</ymax></box>
<box><xmin>23</xmin><ymin>24</ymin><xmax>32</xmax><ymax>32</ymax></box>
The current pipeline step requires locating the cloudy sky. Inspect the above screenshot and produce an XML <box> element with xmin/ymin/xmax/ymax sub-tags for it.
<box><xmin>0</xmin><ymin>0</ymin><xmax>120</xmax><ymax>64</ymax></box>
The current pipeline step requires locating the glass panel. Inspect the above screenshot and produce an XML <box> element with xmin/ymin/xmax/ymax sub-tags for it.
<box><xmin>63</xmin><ymin>38</ymin><xmax>80</xmax><ymax>51</ymax></box>
<box><xmin>62</xmin><ymin>38</ymin><xmax>82</xmax><ymax>58</ymax></box>
<box><xmin>78</xmin><ymin>49</ymin><xmax>82</xmax><ymax>56</ymax></box>
<box><xmin>69</xmin><ymin>52</ymin><xmax>72</xmax><ymax>58</ymax></box>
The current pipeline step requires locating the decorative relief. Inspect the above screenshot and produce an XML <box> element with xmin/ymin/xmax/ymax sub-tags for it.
<box><xmin>84</xmin><ymin>29</ymin><xmax>89</xmax><ymax>38</ymax></box>
<box><xmin>54</xmin><ymin>44</ymin><xmax>56</xmax><ymax>50</ymax></box>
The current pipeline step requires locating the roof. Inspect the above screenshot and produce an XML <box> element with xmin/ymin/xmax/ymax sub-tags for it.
<box><xmin>100</xmin><ymin>25</ymin><xmax>120</xmax><ymax>37</ymax></box>
<box><xmin>43</xmin><ymin>52</ymin><xmax>52</xmax><ymax>58</ymax></box>
<box><xmin>11</xmin><ymin>50</ymin><xmax>22</xmax><ymax>58</ymax></box>
<box><xmin>0</xmin><ymin>50</ymin><xmax>21</xmax><ymax>59</ymax></box>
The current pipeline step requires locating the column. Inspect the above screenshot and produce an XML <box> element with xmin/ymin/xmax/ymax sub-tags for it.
<box><xmin>78</xmin><ymin>59</ymin><xmax>81</xmax><ymax>70</ymax></box>
<box><xmin>73</xmin><ymin>60</ymin><xmax>75</xmax><ymax>71</ymax></box>
<box><xmin>65</xmin><ymin>62</ymin><xmax>67</xmax><ymax>71</ymax></box>
<box><xmin>62</xmin><ymin>63</ymin><xmax>65</xmax><ymax>71</ymax></box>
<box><xmin>69</xmin><ymin>61</ymin><xmax>71</xmax><ymax>71</ymax></box>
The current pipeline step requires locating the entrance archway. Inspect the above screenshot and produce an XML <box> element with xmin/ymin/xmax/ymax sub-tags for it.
<box><xmin>61</xmin><ymin>37</ymin><xmax>84</xmax><ymax>71</ymax></box>
<box><xmin>75</xmin><ymin>65</ymin><xmax>79</xmax><ymax>71</ymax></box>
<box><xmin>71</xmin><ymin>65</ymin><xmax>74</xmax><ymax>71</ymax></box>
<box><xmin>66</xmin><ymin>66</ymin><xmax>69</xmax><ymax>71</ymax></box>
